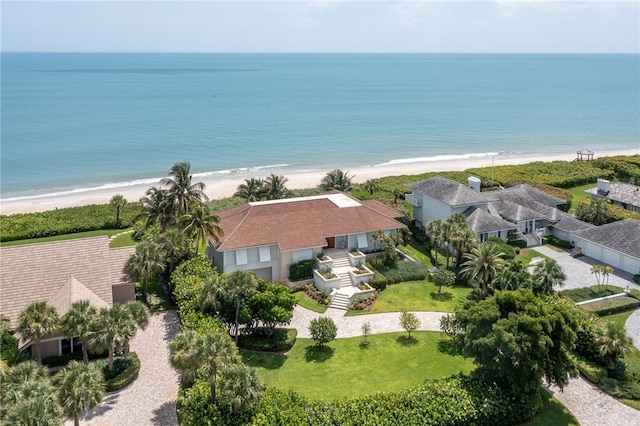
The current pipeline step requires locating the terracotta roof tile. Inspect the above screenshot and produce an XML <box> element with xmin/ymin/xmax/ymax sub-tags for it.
<box><xmin>212</xmin><ymin>193</ymin><xmax>406</xmax><ymax>252</ymax></box>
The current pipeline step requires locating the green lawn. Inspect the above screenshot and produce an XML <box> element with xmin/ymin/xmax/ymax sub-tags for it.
<box><xmin>516</xmin><ymin>248</ymin><xmax>552</xmax><ymax>266</ymax></box>
<box><xmin>109</xmin><ymin>231</ymin><xmax>136</xmax><ymax>248</ymax></box>
<box><xmin>0</xmin><ymin>228</ymin><xmax>129</xmax><ymax>247</ymax></box>
<box><xmin>566</xmin><ymin>183</ymin><xmax>596</xmax><ymax>213</ymax></box>
<box><xmin>524</xmin><ymin>389</ymin><xmax>578</xmax><ymax>426</ymax></box>
<box><xmin>294</xmin><ymin>291</ymin><xmax>328</xmax><ymax>313</ymax></box>
<box><xmin>601</xmin><ymin>309</ymin><xmax>636</xmax><ymax>329</ymax></box>
<box><xmin>560</xmin><ymin>285</ymin><xmax>624</xmax><ymax>303</ymax></box>
<box><xmin>242</xmin><ymin>331</ymin><xmax>474</xmax><ymax>399</ymax></box>
<box><xmin>346</xmin><ymin>280</ymin><xmax>470</xmax><ymax>316</ymax></box>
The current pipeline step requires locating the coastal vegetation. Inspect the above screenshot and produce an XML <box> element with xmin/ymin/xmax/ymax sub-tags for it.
<box><xmin>3</xmin><ymin>155</ymin><xmax>639</xmax><ymax>244</ymax></box>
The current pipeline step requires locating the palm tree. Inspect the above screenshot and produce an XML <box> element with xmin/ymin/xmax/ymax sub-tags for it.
<box><xmin>199</xmin><ymin>274</ymin><xmax>223</xmax><ymax>313</ymax></box>
<box><xmin>426</xmin><ymin>219</ymin><xmax>444</xmax><ymax>265</ymax></box>
<box><xmin>156</xmin><ymin>228</ymin><xmax>191</xmax><ymax>277</ymax></box>
<box><xmin>219</xmin><ymin>363</ymin><xmax>263</xmax><ymax>414</ymax></box>
<box><xmin>89</xmin><ymin>304</ymin><xmax>135</xmax><ymax>373</ymax></box>
<box><xmin>222</xmin><ymin>270</ymin><xmax>258</xmax><ymax>344</ymax></box>
<box><xmin>598</xmin><ymin>321</ymin><xmax>633</xmax><ymax>366</ymax></box>
<box><xmin>61</xmin><ymin>301</ymin><xmax>97</xmax><ymax>364</ymax></box>
<box><xmin>492</xmin><ymin>261</ymin><xmax>533</xmax><ymax>291</ymax></box>
<box><xmin>452</xmin><ymin>226</ymin><xmax>478</xmax><ymax>269</ymax></box>
<box><xmin>461</xmin><ymin>242</ymin><xmax>506</xmax><ymax>298</ymax></box>
<box><xmin>441</xmin><ymin>220</ymin><xmax>454</xmax><ymax>269</ymax></box>
<box><xmin>125</xmin><ymin>240</ymin><xmax>166</xmax><ymax>304</ymax></box>
<box><xmin>135</xmin><ymin>186</ymin><xmax>175</xmax><ymax>233</ymax></box>
<box><xmin>180</xmin><ymin>202</ymin><xmax>224</xmax><ymax>254</ymax></box>
<box><xmin>1</xmin><ymin>360</ymin><xmax>48</xmax><ymax>388</ymax></box>
<box><xmin>3</xmin><ymin>379</ymin><xmax>63</xmax><ymax>426</ymax></box>
<box><xmin>161</xmin><ymin>162</ymin><xmax>209</xmax><ymax>217</ymax></box>
<box><xmin>264</xmin><ymin>173</ymin><xmax>290</xmax><ymax>200</ymax></box>
<box><xmin>109</xmin><ymin>194</ymin><xmax>127</xmax><ymax>225</ymax></box>
<box><xmin>17</xmin><ymin>301</ymin><xmax>60</xmax><ymax>365</ymax></box>
<box><xmin>363</xmin><ymin>179</ymin><xmax>380</xmax><ymax>195</ymax></box>
<box><xmin>532</xmin><ymin>258</ymin><xmax>566</xmax><ymax>294</ymax></box>
<box><xmin>320</xmin><ymin>169</ymin><xmax>354</xmax><ymax>192</ymax></box>
<box><xmin>169</xmin><ymin>329</ymin><xmax>239</xmax><ymax>403</ymax></box>
<box><xmin>234</xmin><ymin>178</ymin><xmax>264</xmax><ymax>202</ymax></box>
<box><xmin>55</xmin><ymin>361</ymin><xmax>105</xmax><ymax>426</ymax></box>
<box><xmin>122</xmin><ymin>301</ymin><xmax>150</xmax><ymax>358</ymax></box>
<box><xmin>576</xmin><ymin>198</ymin><xmax>612</xmax><ymax>226</ymax></box>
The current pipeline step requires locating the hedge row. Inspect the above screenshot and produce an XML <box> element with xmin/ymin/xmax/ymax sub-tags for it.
<box><xmin>178</xmin><ymin>375</ymin><xmax>539</xmax><ymax>426</ymax></box>
<box><xmin>0</xmin><ymin>203</ymin><xmax>140</xmax><ymax>242</ymax></box>
<box><xmin>238</xmin><ymin>328</ymin><xmax>297</xmax><ymax>352</ymax></box>
<box><xmin>580</xmin><ymin>296</ymin><xmax>640</xmax><ymax>316</ymax></box>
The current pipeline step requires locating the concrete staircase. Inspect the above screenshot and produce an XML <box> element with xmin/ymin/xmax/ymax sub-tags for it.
<box><xmin>325</xmin><ymin>249</ymin><xmax>355</xmax><ymax>310</ymax></box>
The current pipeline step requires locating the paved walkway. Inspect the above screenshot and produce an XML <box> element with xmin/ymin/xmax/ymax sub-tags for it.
<box><xmin>68</xmin><ymin>311</ymin><xmax>181</xmax><ymax>426</ymax></box>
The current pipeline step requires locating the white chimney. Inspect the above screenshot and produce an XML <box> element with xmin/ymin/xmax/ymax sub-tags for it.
<box><xmin>597</xmin><ymin>179</ymin><xmax>610</xmax><ymax>195</ymax></box>
<box><xmin>468</xmin><ymin>176</ymin><xmax>482</xmax><ymax>192</ymax></box>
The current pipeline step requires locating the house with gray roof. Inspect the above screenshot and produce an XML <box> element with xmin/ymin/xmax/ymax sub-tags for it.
<box><xmin>571</xmin><ymin>219</ymin><xmax>640</xmax><ymax>275</ymax></box>
<box><xmin>0</xmin><ymin>237</ymin><xmax>135</xmax><ymax>359</ymax></box>
<box><xmin>586</xmin><ymin>179</ymin><xmax>640</xmax><ymax>213</ymax></box>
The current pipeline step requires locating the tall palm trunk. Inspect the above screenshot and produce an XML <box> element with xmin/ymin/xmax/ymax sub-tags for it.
<box><xmin>82</xmin><ymin>338</ymin><xmax>89</xmax><ymax>364</ymax></box>
<box><xmin>34</xmin><ymin>338</ymin><xmax>42</xmax><ymax>365</ymax></box>
<box><xmin>235</xmin><ymin>299</ymin><xmax>241</xmax><ymax>344</ymax></box>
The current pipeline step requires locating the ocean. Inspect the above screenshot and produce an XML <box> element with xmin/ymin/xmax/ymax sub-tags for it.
<box><xmin>1</xmin><ymin>53</ymin><xmax>639</xmax><ymax>201</ymax></box>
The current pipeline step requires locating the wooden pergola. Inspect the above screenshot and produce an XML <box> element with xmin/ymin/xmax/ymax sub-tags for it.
<box><xmin>576</xmin><ymin>149</ymin><xmax>594</xmax><ymax>162</ymax></box>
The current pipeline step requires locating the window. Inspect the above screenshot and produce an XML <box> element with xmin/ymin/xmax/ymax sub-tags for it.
<box><xmin>61</xmin><ymin>338</ymin><xmax>72</xmax><ymax>355</ymax></box>
<box><xmin>357</xmin><ymin>233</ymin><xmax>368</xmax><ymax>249</ymax></box>
<box><xmin>259</xmin><ymin>245</ymin><xmax>271</xmax><ymax>262</ymax></box>
<box><xmin>235</xmin><ymin>249</ymin><xmax>248</xmax><ymax>265</ymax></box>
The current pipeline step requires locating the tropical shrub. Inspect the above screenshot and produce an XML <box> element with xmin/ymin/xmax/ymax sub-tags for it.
<box><xmin>378</xmin><ymin>261</ymin><xmax>429</xmax><ymax>284</ymax></box>
<box><xmin>238</xmin><ymin>328</ymin><xmax>297</xmax><ymax>352</ymax></box>
<box><xmin>488</xmin><ymin>237</ymin><xmax>516</xmax><ymax>261</ymax></box>
<box><xmin>288</xmin><ymin>259</ymin><xmax>314</xmax><ymax>282</ymax></box>
<box><xmin>581</xmin><ymin>296</ymin><xmax>640</xmax><ymax>316</ymax></box>
<box><xmin>367</xmin><ymin>270</ymin><xmax>388</xmax><ymax>290</ymax></box>
<box><xmin>0</xmin><ymin>203</ymin><xmax>140</xmax><ymax>242</ymax></box>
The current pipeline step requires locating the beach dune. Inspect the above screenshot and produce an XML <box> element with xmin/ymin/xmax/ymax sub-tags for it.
<box><xmin>1</xmin><ymin>149</ymin><xmax>637</xmax><ymax>216</ymax></box>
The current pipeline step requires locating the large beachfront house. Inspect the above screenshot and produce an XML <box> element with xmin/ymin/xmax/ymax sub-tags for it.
<box><xmin>585</xmin><ymin>179</ymin><xmax>640</xmax><ymax>213</ymax></box>
<box><xmin>405</xmin><ymin>176</ymin><xmax>572</xmax><ymax>245</ymax></box>
<box><xmin>0</xmin><ymin>237</ymin><xmax>136</xmax><ymax>358</ymax></box>
<box><xmin>405</xmin><ymin>175</ymin><xmax>640</xmax><ymax>275</ymax></box>
<box><xmin>206</xmin><ymin>192</ymin><xmax>406</xmax><ymax>284</ymax></box>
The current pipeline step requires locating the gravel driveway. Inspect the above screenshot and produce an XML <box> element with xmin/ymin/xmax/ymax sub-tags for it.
<box><xmin>68</xmin><ymin>311</ymin><xmax>181</xmax><ymax>426</ymax></box>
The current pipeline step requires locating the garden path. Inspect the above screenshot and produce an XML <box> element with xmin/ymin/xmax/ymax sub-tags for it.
<box><xmin>66</xmin><ymin>311</ymin><xmax>181</xmax><ymax>426</ymax></box>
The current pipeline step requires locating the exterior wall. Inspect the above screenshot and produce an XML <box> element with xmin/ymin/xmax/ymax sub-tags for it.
<box><xmin>417</xmin><ymin>195</ymin><xmax>454</xmax><ymax>226</ymax></box>
<box><xmin>40</xmin><ymin>339</ymin><xmax>61</xmax><ymax>358</ymax></box>
<box><xmin>112</xmin><ymin>283</ymin><xmax>135</xmax><ymax>305</ymax></box>
<box><xmin>553</xmin><ymin>228</ymin><xmax>572</xmax><ymax>242</ymax></box>
<box><xmin>571</xmin><ymin>236</ymin><xmax>640</xmax><ymax>275</ymax></box>
<box><xmin>213</xmin><ymin>245</ymin><xmax>281</xmax><ymax>281</ymax></box>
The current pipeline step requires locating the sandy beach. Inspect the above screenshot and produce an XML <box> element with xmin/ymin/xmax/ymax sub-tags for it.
<box><xmin>1</xmin><ymin>149</ymin><xmax>637</xmax><ymax>216</ymax></box>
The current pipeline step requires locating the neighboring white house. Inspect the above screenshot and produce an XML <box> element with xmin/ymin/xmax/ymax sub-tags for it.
<box><xmin>585</xmin><ymin>179</ymin><xmax>640</xmax><ymax>213</ymax></box>
<box><xmin>571</xmin><ymin>219</ymin><xmax>640</xmax><ymax>275</ymax></box>
<box><xmin>0</xmin><ymin>237</ymin><xmax>136</xmax><ymax>358</ymax></box>
<box><xmin>207</xmin><ymin>192</ymin><xmax>406</xmax><ymax>284</ymax></box>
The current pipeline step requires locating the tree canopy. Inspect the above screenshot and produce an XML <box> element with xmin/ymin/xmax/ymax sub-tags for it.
<box><xmin>440</xmin><ymin>290</ymin><xmax>579</xmax><ymax>409</ymax></box>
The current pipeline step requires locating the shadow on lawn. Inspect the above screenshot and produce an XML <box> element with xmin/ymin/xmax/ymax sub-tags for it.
<box><xmin>241</xmin><ymin>351</ymin><xmax>286</xmax><ymax>370</ymax></box>
<box><xmin>430</xmin><ymin>291</ymin><xmax>453</xmax><ymax>301</ymax></box>
<box><xmin>396</xmin><ymin>335</ymin><xmax>419</xmax><ymax>347</ymax></box>
<box><xmin>304</xmin><ymin>345</ymin><xmax>335</xmax><ymax>363</ymax></box>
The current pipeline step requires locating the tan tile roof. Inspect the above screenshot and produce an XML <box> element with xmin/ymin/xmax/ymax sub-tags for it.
<box><xmin>47</xmin><ymin>276</ymin><xmax>110</xmax><ymax>316</ymax></box>
<box><xmin>212</xmin><ymin>192</ymin><xmax>406</xmax><ymax>252</ymax></box>
<box><xmin>0</xmin><ymin>237</ymin><xmax>135</xmax><ymax>328</ymax></box>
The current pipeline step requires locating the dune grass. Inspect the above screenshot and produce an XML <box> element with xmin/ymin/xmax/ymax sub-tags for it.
<box><xmin>347</xmin><ymin>279</ymin><xmax>470</xmax><ymax>315</ymax></box>
<box><xmin>242</xmin><ymin>331</ymin><xmax>473</xmax><ymax>400</ymax></box>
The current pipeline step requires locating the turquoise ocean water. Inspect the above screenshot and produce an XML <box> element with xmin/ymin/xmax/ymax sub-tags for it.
<box><xmin>1</xmin><ymin>53</ymin><xmax>639</xmax><ymax>201</ymax></box>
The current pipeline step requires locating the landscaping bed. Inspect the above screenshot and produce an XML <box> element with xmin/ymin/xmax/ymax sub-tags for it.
<box><xmin>560</xmin><ymin>285</ymin><xmax>625</xmax><ymax>303</ymax></box>
<box><xmin>580</xmin><ymin>296</ymin><xmax>640</xmax><ymax>316</ymax></box>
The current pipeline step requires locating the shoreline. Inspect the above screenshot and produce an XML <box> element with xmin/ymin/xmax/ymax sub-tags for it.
<box><xmin>1</xmin><ymin>148</ymin><xmax>637</xmax><ymax>216</ymax></box>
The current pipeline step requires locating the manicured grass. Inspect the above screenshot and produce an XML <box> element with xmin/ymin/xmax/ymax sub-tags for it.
<box><xmin>109</xmin><ymin>231</ymin><xmax>136</xmax><ymax>248</ymax></box>
<box><xmin>398</xmin><ymin>243</ymin><xmax>434</xmax><ymax>268</ymax></box>
<box><xmin>294</xmin><ymin>291</ymin><xmax>328</xmax><ymax>313</ymax></box>
<box><xmin>560</xmin><ymin>285</ymin><xmax>624</xmax><ymax>303</ymax></box>
<box><xmin>566</xmin><ymin>183</ymin><xmax>596</xmax><ymax>213</ymax></box>
<box><xmin>516</xmin><ymin>248</ymin><xmax>552</xmax><ymax>266</ymax></box>
<box><xmin>600</xmin><ymin>309</ymin><xmax>635</xmax><ymax>329</ymax></box>
<box><xmin>0</xmin><ymin>228</ymin><xmax>127</xmax><ymax>247</ymax></box>
<box><xmin>346</xmin><ymin>280</ymin><xmax>470</xmax><ymax>316</ymax></box>
<box><xmin>524</xmin><ymin>389</ymin><xmax>578</xmax><ymax>426</ymax></box>
<box><xmin>242</xmin><ymin>331</ymin><xmax>474</xmax><ymax>399</ymax></box>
